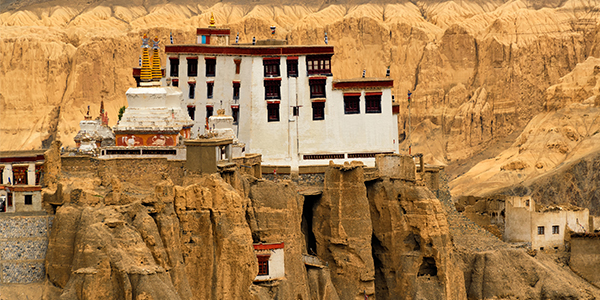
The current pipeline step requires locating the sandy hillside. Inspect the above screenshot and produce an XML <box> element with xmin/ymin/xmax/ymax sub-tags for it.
<box><xmin>2</xmin><ymin>0</ymin><xmax>600</xmax><ymax>170</ymax></box>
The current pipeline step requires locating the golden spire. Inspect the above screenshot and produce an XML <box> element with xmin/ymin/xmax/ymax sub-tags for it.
<box><xmin>151</xmin><ymin>36</ymin><xmax>162</xmax><ymax>82</ymax></box>
<box><xmin>140</xmin><ymin>34</ymin><xmax>152</xmax><ymax>82</ymax></box>
<box><xmin>209</xmin><ymin>12</ymin><xmax>216</xmax><ymax>28</ymax></box>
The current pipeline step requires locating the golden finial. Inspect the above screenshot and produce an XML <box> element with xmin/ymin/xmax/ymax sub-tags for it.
<box><xmin>209</xmin><ymin>12</ymin><xmax>216</xmax><ymax>28</ymax></box>
<box><xmin>140</xmin><ymin>34</ymin><xmax>152</xmax><ymax>82</ymax></box>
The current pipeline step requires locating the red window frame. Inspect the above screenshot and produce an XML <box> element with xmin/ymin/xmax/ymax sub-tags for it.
<box><xmin>344</xmin><ymin>95</ymin><xmax>360</xmax><ymax>114</ymax></box>
<box><xmin>365</xmin><ymin>94</ymin><xmax>382</xmax><ymax>113</ymax></box>
<box><xmin>309</xmin><ymin>79</ymin><xmax>326</xmax><ymax>98</ymax></box>
<box><xmin>264</xmin><ymin>80</ymin><xmax>281</xmax><ymax>100</ymax></box>
<box><xmin>267</xmin><ymin>103</ymin><xmax>280</xmax><ymax>122</ymax></box>
<box><xmin>263</xmin><ymin>58</ymin><xmax>280</xmax><ymax>77</ymax></box>
<box><xmin>205</xmin><ymin>57</ymin><xmax>216</xmax><ymax>77</ymax></box>
<box><xmin>257</xmin><ymin>255</ymin><xmax>270</xmax><ymax>275</ymax></box>
<box><xmin>312</xmin><ymin>102</ymin><xmax>325</xmax><ymax>120</ymax></box>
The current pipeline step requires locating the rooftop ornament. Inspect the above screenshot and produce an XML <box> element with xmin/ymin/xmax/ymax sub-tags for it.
<box><xmin>209</xmin><ymin>12</ymin><xmax>216</xmax><ymax>28</ymax></box>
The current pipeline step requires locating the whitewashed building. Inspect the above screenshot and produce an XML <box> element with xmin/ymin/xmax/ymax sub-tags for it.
<box><xmin>0</xmin><ymin>151</ymin><xmax>44</xmax><ymax>213</ymax></box>
<box><xmin>253</xmin><ymin>242</ymin><xmax>285</xmax><ymax>282</ymax></box>
<box><xmin>163</xmin><ymin>26</ymin><xmax>399</xmax><ymax>170</ymax></box>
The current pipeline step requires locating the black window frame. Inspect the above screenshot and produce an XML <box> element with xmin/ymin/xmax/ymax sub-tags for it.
<box><xmin>232</xmin><ymin>106</ymin><xmax>239</xmax><ymax>125</ymax></box>
<box><xmin>187</xmin><ymin>105</ymin><xmax>196</xmax><ymax>121</ymax></box>
<box><xmin>169</xmin><ymin>58</ymin><xmax>179</xmax><ymax>77</ymax></box>
<box><xmin>344</xmin><ymin>95</ymin><xmax>360</xmax><ymax>114</ymax></box>
<box><xmin>537</xmin><ymin>226</ymin><xmax>545</xmax><ymax>235</ymax></box>
<box><xmin>287</xmin><ymin>59</ymin><xmax>298</xmax><ymax>77</ymax></box>
<box><xmin>312</xmin><ymin>102</ymin><xmax>325</xmax><ymax>121</ymax></box>
<box><xmin>188</xmin><ymin>83</ymin><xmax>196</xmax><ymax>99</ymax></box>
<box><xmin>365</xmin><ymin>94</ymin><xmax>382</xmax><ymax>114</ymax></box>
<box><xmin>264</xmin><ymin>80</ymin><xmax>281</xmax><ymax>100</ymax></box>
<box><xmin>306</xmin><ymin>55</ymin><xmax>332</xmax><ymax>75</ymax></box>
<box><xmin>309</xmin><ymin>79</ymin><xmax>326</xmax><ymax>98</ymax></box>
<box><xmin>205</xmin><ymin>58</ymin><xmax>216</xmax><ymax>77</ymax></box>
<box><xmin>206</xmin><ymin>106</ymin><xmax>214</xmax><ymax>119</ymax></box>
<box><xmin>263</xmin><ymin>58</ymin><xmax>280</xmax><ymax>77</ymax></box>
<box><xmin>24</xmin><ymin>194</ymin><xmax>32</xmax><ymax>205</ymax></box>
<box><xmin>233</xmin><ymin>82</ymin><xmax>240</xmax><ymax>99</ymax></box>
<box><xmin>552</xmin><ymin>225</ymin><xmax>559</xmax><ymax>234</ymax></box>
<box><xmin>267</xmin><ymin>103</ymin><xmax>280</xmax><ymax>122</ymax></box>
<box><xmin>207</xmin><ymin>82</ymin><xmax>214</xmax><ymax>99</ymax></box>
<box><xmin>187</xmin><ymin>58</ymin><xmax>198</xmax><ymax>77</ymax></box>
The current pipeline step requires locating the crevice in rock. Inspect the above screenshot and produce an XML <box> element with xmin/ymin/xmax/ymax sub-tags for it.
<box><xmin>417</xmin><ymin>257</ymin><xmax>437</xmax><ymax>277</ymax></box>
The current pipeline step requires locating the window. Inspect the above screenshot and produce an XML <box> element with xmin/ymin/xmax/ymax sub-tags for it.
<box><xmin>232</xmin><ymin>106</ymin><xmax>239</xmax><ymax>125</ymax></box>
<box><xmin>187</xmin><ymin>58</ymin><xmax>198</xmax><ymax>77</ymax></box>
<box><xmin>0</xmin><ymin>166</ymin><xmax>4</xmax><ymax>184</ymax></box>
<box><xmin>206</xmin><ymin>106</ymin><xmax>213</xmax><ymax>119</ymax></box>
<box><xmin>344</xmin><ymin>95</ymin><xmax>360</xmax><ymax>114</ymax></box>
<box><xmin>233</xmin><ymin>82</ymin><xmax>240</xmax><ymax>99</ymax></box>
<box><xmin>257</xmin><ymin>255</ymin><xmax>269</xmax><ymax>276</ymax></box>
<box><xmin>264</xmin><ymin>58</ymin><xmax>280</xmax><ymax>77</ymax></box>
<box><xmin>188</xmin><ymin>83</ymin><xmax>196</xmax><ymax>99</ymax></box>
<box><xmin>267</xmin><ymin>103</ymin><xmax>279</xmax><ymax>122</ymax></box>
<box><xmin>306</xmin><ymin>55</ymin><xmax>332</xmax><ymax>75</ymax></box>
<box><xmin>12</xmin><ymin>166</ymin><xmax>27</xmax><ymax>185</ymax></box>
<box><xmin>205</xmin><ymin>58</ymin><xmax>216</xmax><ymax>77</ymax></box>
<box><xmin>169</xmin><ymin>58</ymin><xmax>179</xmax><ymax>77</ymax></box>
<box><xmin>24</xmin><ymin>195</ymin><xmax>32</xmax><ymax>205</ymax></box>
<box><xmin>366</xmin><ymin>94</ymin><xmax>382</xmax><ymax>113</ymax></box>
<box><xmin>537</xmin><ymin>226</ymin><xmax>545</xmax><ymax>235</ymax></box>
<box><xmin>187</xmin><ymin>106</ymin><xmax>196</xmax><ymax>121</ymax></box>
<box><xmin>172</xmin><ymin>79</ymin><xmax>179</xmax><ymax>87</ymax></box>
<box><xmin>264</xmin><ymin>80</ymin><xmax>281</xmax><ymax>100</ymax></box>
<box><xmin>312</xmin><ymin>102</ymin><xmax>325</xmax><ymax>120</ymax></box>
<box><xmin>35</xmin><ymin>164</ymin><xmax>42</xmax><ymax>185</ymax></box>
<box><xmin>552</xmin><ymin>225</ymin><xmax>559</xmax><ymax>234</ymax></box>
<box><xmin>525</xmin><ymin>200</ymin><xmax>530</xmax><ymax>207</ymax></box>
<box><xmin>234</xmin><ymin>59</ymin><xmax>241</xmax><ymax>74</ymax></box>
<box><xmin>292</xmin><ymin>106</ymin><xmax>299</xmax><ymax>117</ymax></box>
<box><xmin>309</xmin><ymin>79</ymin><xmax>326</xmax><ymax>98</ymax></box>
<box><xmin>287</xmin><ymin>59</ymin><xmax>298</xmax><ymax>77</ymax></box>
<box><xmin>207</xmin><ymin>82</ymin><xmax>214</xmax><ymax>99</ymax></box>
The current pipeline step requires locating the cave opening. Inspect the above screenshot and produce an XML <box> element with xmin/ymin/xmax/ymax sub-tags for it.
<box><xmin>302</xmin><ymin>194</ymin><xmax>320</xmax><ymax>254</ymax></box>
<box><xmin>417</xmin><ymin>257</ymin><xmax>438</xmax><ymax>277</ymax></box>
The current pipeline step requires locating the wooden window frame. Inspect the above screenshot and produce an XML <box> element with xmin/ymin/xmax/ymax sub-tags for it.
<box><xmin>552</xmin><ymin>225</ymin><xmax>559</xmax><ymax>234</ymax></box>
<box><xmin>188</xmin><ymin>82</ymin><xmax>196</xmax><ymax>99</ymax></box>
<box><xmin>12</xmin><ymin>166</ymin><xmax>28</xmax><ymax>185</ymax></box>
<box><xmin>344</xmin><ymin>95</ymin><xmax>360</xmax><ymax>114</ymax></box>
<box><xmin>232</xmin><ymin>106</ymin><xmax>239</xmax><ymax>125</ymax></box>
<box><xmin>312</xmin><ymin>102</ymin><xmax>325</xmax><ymax>121</ymax></box>
<box><xmin>257</xmin><ymin>255</ymin><xmax>270</xmax><ymax>276</ymax></box>
<box><xmin>233</xmin><ymin>82</ymin><xmax>240</xmax><ymax>99</ymax></box>
<box><xmin>267</xmin><ymin>103</ymin><xmax>280</xmax><ymax>122</ymax></box>
<box><xmin>306</xmin><ymin>55</ymin><xmax>332</xmax><ymax>75</ymax></box>
<box><xmin>365</xmin><ymin>94</ymin><xmax>382</xmax><ymax>113</ymax></box>
<box><xmin>263</xmin><ymin>58</ymin><xmax>280</xmax><ymax>77</ymax></box>
<box><xmin>264</xmin><ymin>80</ymin><xmax>281</xmax><ymax>100</ymax></box>
<box><xmin>169</xmin><ymin>58</ymin><xmax>179</xmax><ymax>77</ymax></box>
<box><xmin>309</xmin><ymin>79</ymin><xmax>326</xmax><ymax>98</ymax></box>
<box><xmin>205</xmin><ymin>58</ymin><xmax>216</xmax><ymax>77</ymax></box>
<box><xmin>287</xmin><ymin>59</ymin><xmax>298</xmax><ymax>77</ymax></box>
<box><xmin>537</xmin><ymin>226</ymin><xmax>545</xmax><ymax>235</ymax></box>
<box><xmin>207</xmin><ymin>82</ymin><xmax>214</xmax><ymax>99</ymax></box>
<box><xmin>187</xmin><ymin>58</ymin><xmax>198</xmax><ymax>77</ymax></box>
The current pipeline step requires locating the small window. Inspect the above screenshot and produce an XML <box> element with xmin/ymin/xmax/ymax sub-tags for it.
<box><xmin>206</xmin><ymin>106</ymin><xmax>213</xmax><ymax>119</ymax></box>
<box><xmin>187</xmin><ymin>106</ymin><xmax>196</xmax><ymax>121</ymax></box>
<box><xmin>307</xmin><ymin>55</ymin><xmax>332</xmax><ymax>75</ymax></box>
<box><xmin>205</xmin><ymin>58</ymin><xmax>216</xmax><ymax>77</ymax></box>
<box><xmin>0</xmin><ymin>166</ymin><xmax>3</xmax><ymax>184</ymax></box>
<box><xmin>287</xmin><ymin>59</ymin><xmax>298</xmax><ymax>77</ymax></box>
<box><xmin>264</xmin><ymin>58</ymin><xmax>280</xmax><ymax>77</ymax></box>
<box><xmin>309</xmin><ymin>79</ymin><xmax>326</xmax><ymax>98</ymax></box>
<box><xmin>233</xmin><ymin>82</ymin><xmax>240</xmax><ymax>99</ymax></box>
<box><xmin>537</xmin><ymin>226</ymin><xmax>545</xmax><ymax>235</ymax></box>
<box><xmin>257</xmin><ymin>255</ymin><xmax>269</xmax><ymax>276</ymax></box>
<box><xmin>292</xmin><ymin>106</ymin><xmax>299</xmax><ymax>117</ymax></box>
<box><xmin>312</xmin><ymin>102</ymin><xmax>325</xmax><ymax>120</ymax></box>
<box><xmin>234</xmin><ymin>59</ymin><xmax>241</xmax><ymax>74</ymax></box>
<box><xmin>188</xmin><ymin>83</ymin><xmax>196</xmax><ymax>99</ymax></box>
<box><xmin>267</xmin><ymin>103</ymin><xmax>280</xmax><ymax>122</ymax></box>
<box><xmin>366</xmin><ymin>94</ymin><xmax>382</xmax><ymax>113</ymax></box>
<box><xmin>24</xmin><ymin>194</ymin><xmax>32</xmax><ymax>205</ymax></box>
<box><xmin>172</xmin><ymin>79</ymin><xmax>179</xmax><ymax>87</ymax></box>
<box><xmin>169</xmin><ymin>58</ymin><xmax>179</xmax><ymax>77</ymax></box>
<box><xmin>207</xmin><ymin>82</ymin><xmax>214</xmax><ymax>99</ymax></box>
<box><xmin>525</xmin><ymin>200</ymin><xmax>530</xmax><ymax>207</ymax></box>
<box><xmin>187</xmin><ymin>58</ymin><xmax>198</xmax><ymax>77</ymax></box>
<box><xmin>264</xmin><ymin>80</ymin><xmax>281</xmax><ymax>100</ymax></box>
<box><xmin>344</xmin><ymin>95</ymin><xmax>360</xmax><ymax>114</ymax></box>
<box><xmin>232</xmin><ymin>106</ymin><xmax>239</xmax><ymax>125</ymax></box>
<box><xmin>552</xmin><ymin>225</ymin><xmax>559</xmax><ymax>234</ymax></box>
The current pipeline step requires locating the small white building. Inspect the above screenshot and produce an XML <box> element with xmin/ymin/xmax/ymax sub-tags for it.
<box><xmin>253</xmin><ymin>242</ymin><xmax>285</xmax><ymax>282</ymax></box>
<box><xmin>0</xmin><ymin>151</ymin><xmax>44</xmax><ymax>213</ymax></box>
<box><xmin>163</xmin><ymin>26</ymin><xmax>399</xmax><ymax>170</ymax></box>
<box><xmin>505</xmin><ymin>196</ymin><xmax>589</xmax><ymax>250</ymax></box>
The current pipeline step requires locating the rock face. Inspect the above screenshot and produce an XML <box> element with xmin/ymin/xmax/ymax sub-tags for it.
<box><xmin>367</xmin><ymin>156</ymin><xmax>466</xmax><ymax>300</ymax></box>
<box><xmin>313</xmin><ymin>163</ymin><xmax>376</xmax><ymax>300</ymax></box>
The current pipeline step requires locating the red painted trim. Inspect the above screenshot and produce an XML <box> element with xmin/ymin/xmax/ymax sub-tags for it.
<box><xmin>0</xmin><ymin>155</ymin><xmax>45</xmax><ymax>163</ymax></box>
<box><xmin>309</xmin><ymin>76</ymin><xmax>327</xmax><ymax>81</ymax></box>
<box><xmin>169</xmin><ymin>57</ymin><xmax>179</xmax><ymax>60</ymax></box>
<box><xmin>264</xmin><ymin>78</ymin><xmax>282</xmax><ymax>81</ymax></box>
<box><xmin>333</xmin><ymin>80</ymin><xmax>394</xmax><ymax>89</ymax></box>
<box><xmin>206</xmin><ymin>80</ymin><xmax>214</xmax><ymax>84</ymax></box>
<box><xmin>172</xmin><ymin>79</ymin><xmax>179</xmax><ymax>82</ymax></box>
<box><xmin>188</xmin><ymin>81</ymin><xmax>196</xmax><ymax>85</ymax></box>
<box><xmin>132</xmin><ymin>68</ymin><xmax>141</xmax><ymax>76</ymax></box>
<box><xmin>366</xmin><ymin>92</ymin><xmax>382</xmax><ymax>96</ymax></box>
<box><xmin>266</xmin><ymin>100</ymin><xmax>281</xmax><ymax>104</ymax></box>
<box><xmin>205</xmin><ymin>57</ymin><xmax>216</xmax><ymax>60</ymax></box>
<box><xmin>186</xmin><ymin>57</ymin><xmax>198</xmax><ymax>60</ymax></box>
<box><xmin>166</xmin><ymin>45</ymin><xmax>334</xmax><ymax>56</ymax></box>
<box><xmin>0</xmin><ymin>185</ymin><xmax>42</xmax><ymax>192</ymax></box>
<box><xmin>287</xmin><ymin>56</ymin><xmax>298</xmax><ymax>60</ymax></box>
<box><xmin>311</xmin><ymin>99</ymin><xmax>326</xmax><ymax>103</ymax></box>
<box><xmin>263</xmin><ymin>57</ymin><xmax>280</xmax><ymax>61</ymax></box>
<box><xmin>206</xmin><ymin>105</ymin><xmax>214</xmax><ymax>108</ymax></box>
<box><xmin>187</xmin><ymin>105</ymin><xmax>195</xmax><ymax>108</ymax></box>
<box><xmin>231</xmin><ymin>105</ymin><xmax>239</xmax><ymax>108</ymax></box>
<box><xmin>343</xmin><ymin>93</ymin><xmax>361</xmax><ymax>97</ymax></box>
<box><xmin>232</xmin><ymin>80</ymin><xmax>241</xmax><ymax>84</ymax></box>
<box><xmin>392</xmin><ymin>105</ymin><xmax>400</xmax><ymax>115</ymax></box>
<box><xmin>197</xmin><ymin>28</ymin><xmax>231</xmax><ymax>36</ymax></box>
<box><xmin>253</xmin><ymin>242</ymin><xmax>284</xmax><ymax>250</ymax></box>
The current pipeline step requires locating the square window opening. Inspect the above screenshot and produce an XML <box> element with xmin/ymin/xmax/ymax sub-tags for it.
<box><xmin>24</xmin><ymin>194</ymin><xmax>32</xmax><ymax>205</ymax></box>
<box><xmin>264</xmin><ymin>80</ymin><xmax>281</xmax><ymax>100</ymax></box>
<box><xmin>344</xmin><ymin>95</ymin><xmax>360</xmax><ymax>114</ymax></box>
<box><xmin>206</xmin><ymin>106</ymin><xmax>214</xmax><ymax>119</ymax></box>
<box><xmin>537</xmin><ymin>226</ymin><xmax>545</xmax><ymax>235</ymax></box>
<box><xmin>366</xmin><ymin>95</ymin><xmax>382</xmax><ymax>113</ymax></box>
<box><xmin>552</xmin><ymin>225</ymin><xmax>559</xmax><ymax>234</ymax></box>
<box><xmin>309</xmin><ymin>79</ymin><xmax>326</xmax><ymax>98</ymax></box>
<box><xmin>264</xmin><ymin>58</ymin><xmax>280</xmax><ymax>77</ymax></box>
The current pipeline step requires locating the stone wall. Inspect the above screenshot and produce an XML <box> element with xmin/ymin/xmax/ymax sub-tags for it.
<box><xmin>0</xmin><ymin>214</ymin><xmax>52</xmax><ymax>283</ymax></box>
<box><xmin>570</xmin><ymin>234</ymin><xmax>600</xmax><ymax>288</ymax></box>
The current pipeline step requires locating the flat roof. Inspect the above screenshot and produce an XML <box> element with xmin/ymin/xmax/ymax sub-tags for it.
<box><xmin>332</xmin><ymin>78</ymin><xmax>394</xmax><ymax>89</ymax></box>
<box><xmin>165</xmin><ymin>44</ymin><xmax>334</xmax><ymax>57</ymax></box>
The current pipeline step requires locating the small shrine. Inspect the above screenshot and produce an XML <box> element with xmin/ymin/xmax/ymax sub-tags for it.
<box><xmin>74</xmin><ymin>101</ymin><xmax>115</xmax><ymax>153</ymax></box>
<box><xmin>113</xmin><ymin>35</ymin><xmax>193</xmax><ymax>147</ymax></box>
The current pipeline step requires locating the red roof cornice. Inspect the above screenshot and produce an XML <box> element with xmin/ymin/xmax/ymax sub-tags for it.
<box><xmin>253</xmin><ymin>242</ymin><xmax>285</xmax><ymax>250</ymax></box>
<box><xmin>197</xmin><ymin>28</ymin><xmax>231</xmax><ymax>36</ymax></box>
<box><xmin>333</xmin><ymin>79</ymin><xmax>394</xmax><ymax>90</ymax></box>
<box><xmin>165</xmin><ymin>45</ymin><xmax>334</xmax><ymax>57</ymax></box>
